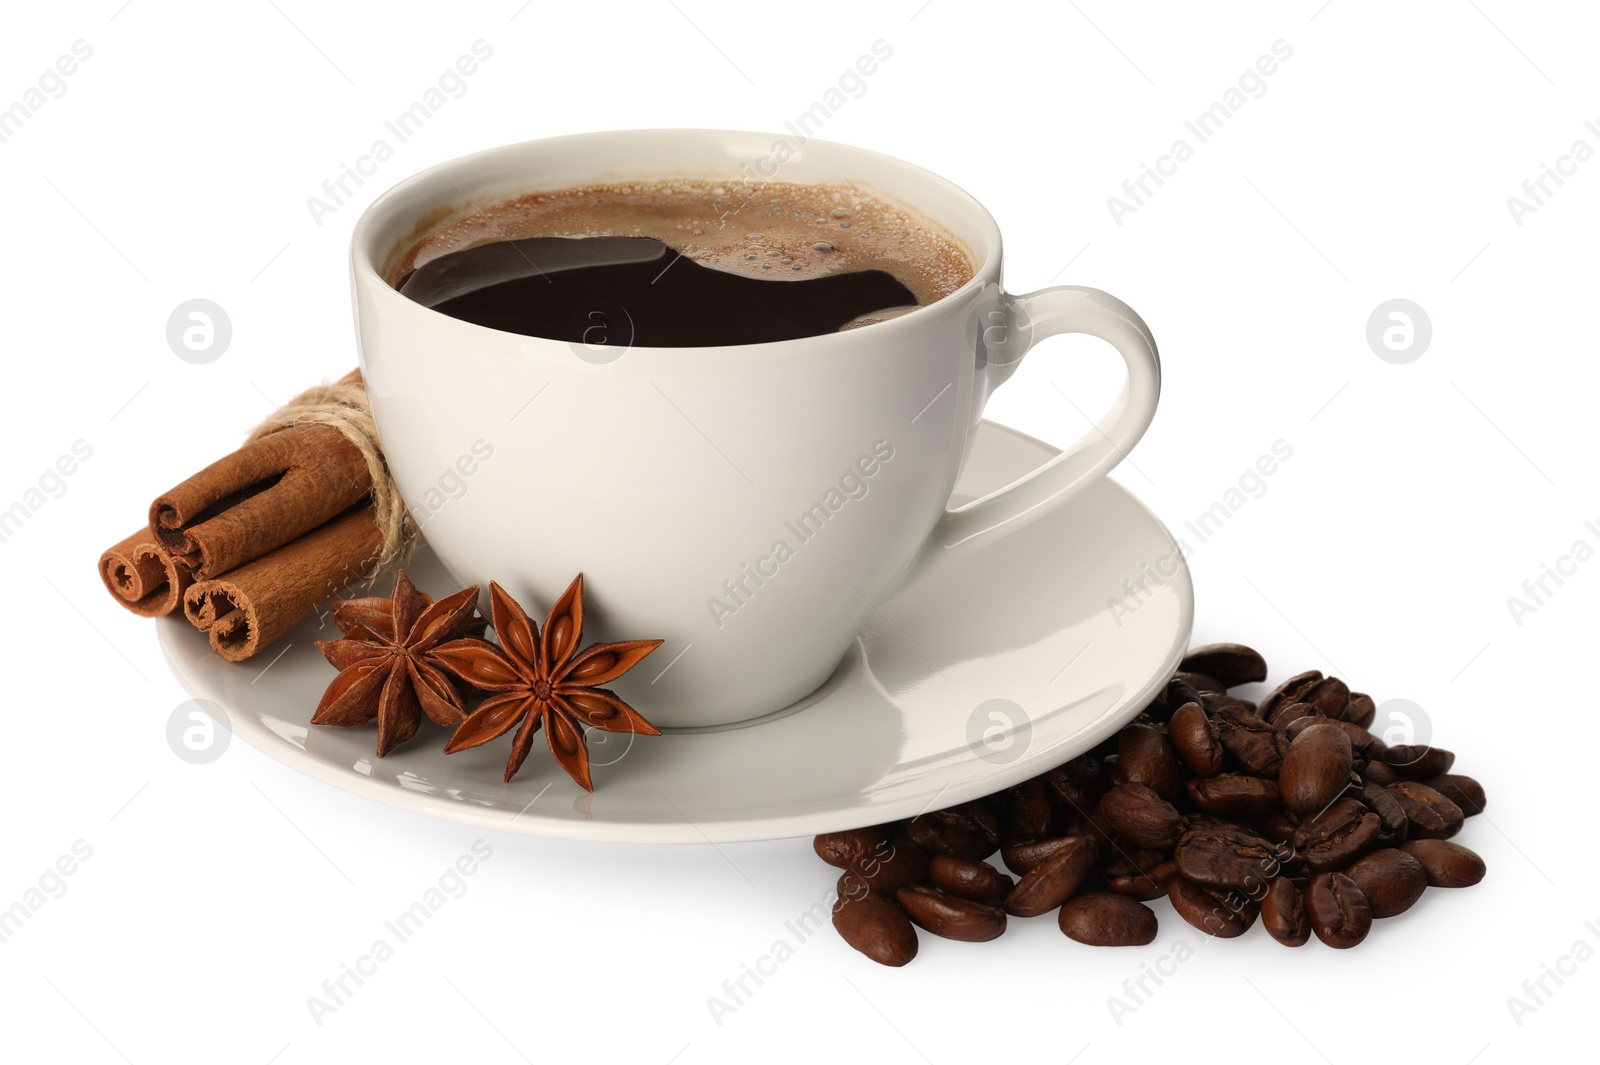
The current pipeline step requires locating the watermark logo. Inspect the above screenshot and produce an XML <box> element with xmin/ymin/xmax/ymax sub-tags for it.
<box><xmin>166</xmin><ymin>299</ymin><xmax>232</xmax><ymax>364</ymax></box>
<box><xmin>567</xmin><ymin>300</ymin><xmax>634</xmax><ymax>364</ymax></box>
<box><xmin>1506</xmin><ymin>917</ymin><xmax>1600</xmax><ymax>1027</ymax></box>
<box><xmin>1108</xmin><ymin>440</ymin><xmax>1293</xmax><ymax>625</ymax></box>
<box><xmin>0</xmin><ymin>39</ymin><xmax>93</xmax><ymax>147</ymax></box>
<box><xmin>1180</xmin><ymin>439</ymin><xmax>1294</xmax><ymax>548</ymax></box>
<box><xmin>582</xmin><ymin>724</ymin><xmax>637</xmax><ymax>770</ymax></box>
<box><xmin>1106</xmin><ymin>936</ymin><xmax>1199</xmax><ymax>1025</ymax></box>
<box><xmin>1506</xmin><ymin>519</ymin><xmax>1599</xmax><ymax>627</ymax></box>
<box><xmin>966</xmin><ymin>698</ymin><xmax>1032</xmax><ymax>765</ymax></box>
<box><xmin>306</xmin><ymin>41</ymin><xmax>494</xmax><ymax>227</ymax></box>
<box><xmin>1366</xmin><ymin>299</ymin><xmax>1430</xmax><ymax>364</ymax></box>
<box><xmin>1372</xmin><ymin>697</ymin><xmax>1431</xmax><ymax>749</ymax></box>
<box><xmin>0</xmin><ymin>439</ymin><xmax>92</xmax><ymax>546</ymax></box>
<box><xmin>0</xmin><ymin>840</ymin><xmax>93</xmax><ymax>946</ymax></box>
<box><xmin>408</xmin><ymin>439</ymin><xmax>495</xmax><ymax>532</ymax></box>
<box><xmin>707</xmin><ymin>440</ymin><xmax>895</xmax><ymax>628</ymax></box>
<box><xmin>705</xmin><ymin>869</ymin><xmax>877</xmax><ymax>1027</ymax></box>
<box><xmin>738</xmin><ymin>40</ymin><xmax>894</xmax><ymax>183</ymax></box>
<box><xmin>1107</xmin><ymin>851</ymin><xmax>1285</xmax><ymax>1026</ymax></box>
<box><xmin>306</xmin><ymin>840</ymin><xmax>494</xmax><ymax>1026</ymax></box>
<box><xmin>1505</xmin><ymin>119</ymin><xmax>1600</xmax><ymax>228</ymax></box>
<box><xmin>1108</xmin><ymin>39</ymin><xmax>1294</xmax><ymax>226</ymax></box>
<box><xmin>166</xmin><ymin>699</ymin><xmax>231</xmax><ymax>765</ymax></box>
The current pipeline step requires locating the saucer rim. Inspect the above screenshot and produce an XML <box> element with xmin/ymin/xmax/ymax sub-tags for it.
<box><xmin>158</xmin><ymin>421</ymin><xmax>1193</xmax><ymax>844</ymax></box>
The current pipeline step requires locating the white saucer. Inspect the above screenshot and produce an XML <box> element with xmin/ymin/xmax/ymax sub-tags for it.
<box><xmin>159</xmin><ymin>422</ymin><xmax>1193</xmax><ymax>843</ymax></box>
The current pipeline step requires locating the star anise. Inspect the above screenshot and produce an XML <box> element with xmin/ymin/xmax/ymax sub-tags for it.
<box><xmin>312</xmin><ymin>571</ymin><xmax>486</xmax><ymax>756</ymax></box>
<box><xmin>430</xmin><ymin>575</ymin><xmax>663</xmax><ymax>790</ymax></box>
<box><xmin>328</xmin><ymin>596</ymin><xmax>403</xmax><ymax>638</ymax></box>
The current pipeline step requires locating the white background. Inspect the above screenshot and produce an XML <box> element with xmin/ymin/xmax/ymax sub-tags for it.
<box><xmin>2</xmin><ymin>1</ymin><xmax>1595</xmax><ymax>1061</ymax></box>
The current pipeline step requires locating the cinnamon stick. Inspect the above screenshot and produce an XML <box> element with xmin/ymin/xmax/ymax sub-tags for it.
<box><xmin>150</xmin><ymin>423</ymin><xmax>372</xmax><ymax>579</ymax></box>
<box><xmin>183</xmin><ymin>508</ymin><xmax>384</xmax><ymax>661</ymax></box>
<box><xmin>98</xmin><ymin>530</ymin><xmax>194</xmax><ymax>617</ymax></box>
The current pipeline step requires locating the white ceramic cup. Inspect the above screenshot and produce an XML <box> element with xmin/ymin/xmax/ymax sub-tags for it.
<box><xmin>352</xmin><ymin>130</ymin><xmax>1160</xmax><ymax>728</ymax></box>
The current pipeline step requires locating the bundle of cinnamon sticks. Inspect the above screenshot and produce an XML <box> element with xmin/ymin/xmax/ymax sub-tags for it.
<box><xmin>98</xmin><ymin>369</ymin><xmax>390</xmax><ymax>661</ymax></box>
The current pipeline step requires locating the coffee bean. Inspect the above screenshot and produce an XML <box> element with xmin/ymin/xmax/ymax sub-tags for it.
<box><xmin>1345</xmin><ymin>848</ymin><xmax>1428</xmax><ymax>918</ymax></box>
<box><xmin>1268</xmin><ymin>700</ymin><xmax>1319</xmax><ymax>731</ymax></box>
<box><xmin>1107</xmin><ymin>860</ymin><xmax>1179</xmax><ymax>901</ymax></box>
<box><xmin>1203</xmin><ymin>693</ymin><xmax>1259</xmax><ymax>717</ymax></box>
<box><xmin>814</xmin><ymin>825</ymin><xmax>894</xmax><ymax>869</ymax></box>
<box><xmin>850</xmin><ymin>843</ymin><xmax>933</xmax><ymax>892</ymax></box>
<box><xmin>943</xmin><ymin>800</ymin><xmax>1003</xmax><ymax>842</ymax></box>
<box><xmin>1258</xmin><ymin>809</ymin><xmax>1303</xmax><ymax>845</ymax></box>
<box><xmin>1059</xmin><ymin>892</ymin><xmax>1159</xmax><ymax>946</ymax></box>
<box><xmin>1080</xmin><ymin>805</ymin><xmax>1122</xmax><ymax>851</ymax></box>
<box><xmin>1097</xmin><ymin>783</ymin><xmax>1184</xmax><ymax>850</ymax></box>
<box><xmin>1424</xmin><ymin>773</ymin><xmax>1486</xmax><ymax>816</ymax></box>
<box><xmin>1259</xmin><ymin>670</ymin><xmax>1323</xmax><ymax>722</ymax></box>
<box><xmin>1186</xmin><ymin>773</ymin><xmax>1281</xmax><ymax>818</ymax></box>
<box><xmin>1362</xmin><ymin>759</ymin><xmax>1401</xmax><ymax>787</ymax></box>
<box><xmin>1362</xmin><ymin>783</ymin><xmax>1409</xmax><ymax>845</ymax></box>
<box><xmin>1289</xmin><ymin>797</ymin><xmax>1362</xmax><ymax>851</ymax></box>
<box><xmin>1168</xmin><ymin>877</ymin><xmax>1257</xmax><ymax>938</ymax></box>
<box><xmin>1262</xmin><ymin>876</ymin><xmax>1310</xmax><ymax>947</ymax></box>
<box><xmin>836</xmin><ymin>868</ymin><xmax>875</xmax><ymax>905</ymax></box>
<box><xmin>1306</xmin><ymin>872</ymin><xmax>1372</xmax><ymax>948</ymax></box>
<box><xmin>1001</xmin><ymin>834</ymin><xmax>1091</xmax><ymax>877</ymax></box>
<box><xmin>1389</xmin><ymin>782</ymin><xmax>1464</xmax><ymax>840</ymax></box>
<box><xmin>1168</xmin><ymin>701</ymin><xmax>1224</xmax><ymax>777</ymax></box>
<box><xmin>906</xmin><ymin>801</ymin><xmax>1002</xmax><ymax>859</ymax></box>
<box><xmin>1005</xmin><ymin>836</ymin><xmax>1099</xmax><ymax>917</ymax></box>
<box><xmin>975</xmin><ymin>790</ymin><xmax>1009</xmax><ymax>819</ymax></box>
<box><xmin>1045</xmin><ymin>756</ymin><xmax>1105</xmax><ymax>816</ymax></box>
<box><xmin>896</xmin><ymin>886</ymin><xmax>1007</xmax><ymax>942</ymax></box>
<box><xmin>1005</xmin><ymin>777</ymin><xmax>1057</xmax><ymax>843</ymax></box>
<box><xmin>815</xmin><ymin>654</ymin><xmax>1487</xmax><ymax>959</ymax></box>
<box><xmin>1342</xmin><ymin>721</ymin><xmax>1386</xmax><ymax>764</ymax></box>
<box><xmin>1299</xmin><ymin>676</ymin><xmax>1351</xmax><ymax>719</ymax></box>
<box><xmin>1174</xmin><ymin>670</ymin><xmax>1228</xmax><ymax>695</ymax></box>
<box><xmin>833</xmin><ymin>885</ymin><xmax>918</xmax><ymax>966</ymax></box>
<box><xmin>1057</xmin><ymin>811</ymin><xmax>1095</xmax><ymax>841</ymax></box>
<box><xmin>1286</xmin><ymin>716</ymin><xmax>1385</xmax><ymax>764</ymax></box>
<box><xmin>1345</xmin><ymin>692</ymin><xmax>1377</xmax><ymax>729</ymax></box>
<box><xmin>1145</xmin><ymin>859</ymin><xmax>1181</xmax><ymax>892</ymax></box>
<box><xmin>1400</xmin><ymin>839</ymin><xmax>1486</xmax><ymax>888</ymax></box>
<box><xmin>1101</xmin><ymin>845</ymin><xmax>1166</xmax><ymax>878</ymax></box>
<box><xmin>1282</xmin><ymin>712</ymin><xmax>1325</xmax><ymax>739</ymax></box>
<box><xmin>1293</xmin><ymin>797</ymin><xmax>1381</xmax><ymax>872</ymax></box>
<box><xmin>1280</xmin><ymin>723</ymin><xmax>1355</xmax><ymax>815</ymax></box>
<box><xmin>905</xmin><ymin>816</ymin><xmax>988</xmax><ymax>859</ymax></box>
<box><xmin>1180</xmin><ymin>643</ymin><xmax>1269</xmax><ymax>687</ymax></box>
<box><xmin>1383</xmin><ymin>745</ymin><xmax>1456</xmax><ymax>781</ymax></box>
<box><xmin>1213</xmin><ymin>705</ymin><xmax>1288</xmax><ymax>777</ymax></box>
<box><xmin>1175</xmin><ymin>823</ymin><xmax>1288</xmax><ymax>894</ymax></box>
<box><xmin>1118</xmin><ymin>723</ymin><xmax>1182</xmax><ymax>801</ymax></box>
<box><xmin>1165</xmin><ymin>676</ymin><xmax>1207</xmax><ymax>716</ymax></box>
<box><xmin>928</xmin><ymin>855</ymin><xmax>1013</xmax><ymax>904</ymax></box>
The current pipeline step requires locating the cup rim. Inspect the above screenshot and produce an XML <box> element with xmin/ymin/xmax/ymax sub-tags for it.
<box><xmin>349</xmin><ymin>128</ymin><xmax>1003</xmax><ymax>351</ymax></box>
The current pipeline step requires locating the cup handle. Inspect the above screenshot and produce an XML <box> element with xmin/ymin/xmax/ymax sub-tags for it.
<box><xmin>909</xmin><ymin>285</ymin><xmax>1161</xmax><ymax>579</ymax></box>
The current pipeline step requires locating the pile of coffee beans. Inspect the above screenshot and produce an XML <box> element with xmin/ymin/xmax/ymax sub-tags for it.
<box><xmin>818</xmin><ymin>644</ymin><xmax>1487</xmax><ymax>965</ymax></box>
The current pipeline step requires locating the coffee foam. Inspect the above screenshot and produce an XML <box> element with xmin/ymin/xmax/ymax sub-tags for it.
<box><xmin>393</xmin><ymin>179</ymin><xmax>976</xmax><ymax>308</ymax></box>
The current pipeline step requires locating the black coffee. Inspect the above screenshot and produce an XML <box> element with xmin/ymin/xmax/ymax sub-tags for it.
<box><xmin>390</xmin><ymin>179</ymin><xmax>975</xmax><ymax>348</ymax></box>
<box><xmin>398</xmin><ymin>235</ymin><xmax>918</xmax><ymax>347</ymax></box>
